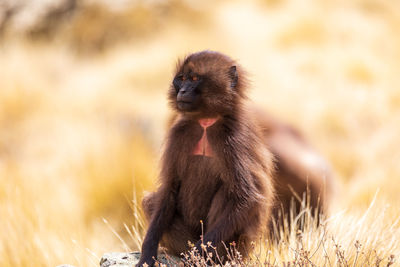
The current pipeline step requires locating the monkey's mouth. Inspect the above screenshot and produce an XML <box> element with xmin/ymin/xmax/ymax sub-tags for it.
<box><xmin>177</xmin><ymin>101</ymin><xmax>195</xmax><ymax>111</ymax></box>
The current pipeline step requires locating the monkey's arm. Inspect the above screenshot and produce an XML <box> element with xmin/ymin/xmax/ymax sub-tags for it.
<box><xmin>136</xmin><ymin>179</ymin><xmax>179</xmax><ymax>267</ymax></box>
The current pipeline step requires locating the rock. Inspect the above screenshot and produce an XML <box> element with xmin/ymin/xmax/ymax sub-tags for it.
<box><xmin>100</xmin><ymin>252</ymin><xmax>180</xmax><ymax>267</ymax></box>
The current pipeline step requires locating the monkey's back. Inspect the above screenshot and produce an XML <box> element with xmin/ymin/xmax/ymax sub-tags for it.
<box><xmin>254</xmin><ymin>109</ymin><xmax>334</xmax><ymax>223</ymax></box>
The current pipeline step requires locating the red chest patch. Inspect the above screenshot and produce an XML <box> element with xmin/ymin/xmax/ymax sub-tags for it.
<box><xmin>192</xmin><ymin>118</ymin><xmax>218</xmax><ymax>157</ymax></box>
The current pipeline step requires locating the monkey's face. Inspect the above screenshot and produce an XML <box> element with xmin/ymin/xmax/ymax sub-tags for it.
<box><xmin>172</xmin><ymin>72</ymin><xmax>203</xmax><ymax>112</ymax></box>
<box><xmin>170</xmin><ymin>51</ymin><xmax>242</xmax><ymax>116</ymax></box>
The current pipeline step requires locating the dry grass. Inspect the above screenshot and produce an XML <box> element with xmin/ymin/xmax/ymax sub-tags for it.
<box><xmin>0</xmin><ymin>0</ymin><xmax>400</xmax><ymax>266</ymax></box>
<box><xmin>176</xmin><ymin>196</ymin><xmax>399</xmax><ymax>266</ymax></box>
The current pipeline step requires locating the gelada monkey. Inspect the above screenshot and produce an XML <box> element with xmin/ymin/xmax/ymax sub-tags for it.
<box><xmin>137</xmin><ymin>51</ymin><xmax>333</xmax><ymax>266</ymax></box>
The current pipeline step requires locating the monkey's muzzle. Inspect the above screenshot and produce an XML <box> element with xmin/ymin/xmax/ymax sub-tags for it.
<box><xmin>177</xmin><ymin>92</ymin><xmax>197</xmax><ymax>111</ymax></box>
<box><xmin>177</xmin><ymin>100</ymin><xmax>195</xmax><ymax>111</ymax></box>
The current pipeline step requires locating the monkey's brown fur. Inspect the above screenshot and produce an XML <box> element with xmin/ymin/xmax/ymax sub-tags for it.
<box><xmin>137</xmin><ymin>51</ymin><xmax>333</xmax><ymax>266</ymax></box>
<box><xmin>137</xmin><ymin>51</ymin><xmax>274</xmax><ymax>266</ymax></box>
<box><xmin>255</xmin><ymin>109</ymin><xmax>333</xmax><ymax>226</ymax></box>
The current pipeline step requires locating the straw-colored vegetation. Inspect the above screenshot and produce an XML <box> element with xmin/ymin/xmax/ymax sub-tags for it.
<box><xmin>0</xmin><ymin>0</ymin><xmax>399</xmax><ymax>266</ymax></box>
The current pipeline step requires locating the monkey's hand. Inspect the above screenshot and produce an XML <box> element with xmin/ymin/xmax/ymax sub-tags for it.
<box><xmin>136</xmin><ymin>255</ymin><xmax>155</xmax><ymax>267</ymax></box>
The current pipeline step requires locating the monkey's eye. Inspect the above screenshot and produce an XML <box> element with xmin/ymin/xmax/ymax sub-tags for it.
<box><xmin>176</xmin><ymin>74</ymin><xmax>185</xmax><ymax>81</ymax></box>
<box><xmin>191</xmin><ymin>76</ymin><xmax>198</xmax><ymax>81</ymax></box>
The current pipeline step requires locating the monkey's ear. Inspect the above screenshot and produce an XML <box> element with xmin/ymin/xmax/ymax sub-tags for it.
<box><xmin>228</xmin><ymin>65</ymin><xmax>238</xmax><ymax>89</ymax></box>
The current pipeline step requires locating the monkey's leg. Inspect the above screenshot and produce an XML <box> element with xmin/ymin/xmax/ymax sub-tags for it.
<box><xmin>142</xmin><ymin>192</ymin><xmax>195</xmax><ymax>257</ymax></box>
<box><xmin>160</xmin><ymin>217</ymin><xmax>197</xmax><ymax>256</ymax></box>
<box><xmin>141</xmin><ymin>191</ymin><xmax>158</xmax><ymax>221</ymax></box>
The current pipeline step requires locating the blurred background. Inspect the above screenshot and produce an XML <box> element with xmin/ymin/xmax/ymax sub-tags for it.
<box><xmin>0</xmin><ymin>0</ymin><xmax>400</xmax><ymax>266</ymax></box>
